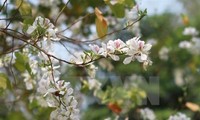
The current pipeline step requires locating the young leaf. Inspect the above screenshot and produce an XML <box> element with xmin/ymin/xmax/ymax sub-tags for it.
<box><xmin>181</xmin><ymin>14</ymin><xmax>189</xmax><ymax>25</ymax></box>
<box><xmin>14</xmin><ymin>52</ymin><xmax>29</xmax><ymax>72</ymax></box>
<box><xmin>95</xmin><ymin>8</ymin><xmax>108</xmax><ymax>39</ymax></box>
<box><xmin>124</xmin><ymin>0</ymin><xmax>135</xmax><ymax>8</ymax></box>
<box><xmin>104</xmin><ymin>0</ymin><xmax>125</xmax><ymax>18</ymax></box>
<box><xmin>110</xmin><ymin>3</ymin><xmax>125</xmax><ymax>18</ymax></box>
<box><xmin>16</xmin><ymin>0</ymin><xmax>32</xmax><ymax>17</ymax></box>
<box><xmin>0</xmin><ymin>73</ymin><xmax>7</xmax><ymax>89</ymax></box>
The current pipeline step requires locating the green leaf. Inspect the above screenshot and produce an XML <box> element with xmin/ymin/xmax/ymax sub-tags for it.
<box><xmin>124</xmin><ymin>0</ymin><xmax>135</xmax><ymax>8</ymax></box>
<box><xmin>14</xmin><ymin>52</ymin><xmax>29</xmax><ymax>72</ymax></box>
<box><xmin>7</xmin><ymin>111</ymin><xmax>26</xmax><ymax>120</ymax></box>
<box><xmin>22</xmin><ymin>18</ymin><xmax>34</xmax><ymax>33</ymax></box>
<box><xmin>104</xmin><ymin>0</ymin><xmax>131</xmax><ymax>18</ymax></box>
<box><xmin>110</xmin><ymin>3</ymin><xmax>125</xmax><ymax>18</ymax></box>
<box><xmin>0</xmin><ymin>73</ymin><xmax>7</xmax><ymax>89</ymax></box>
<box><xmin>16</xmin><ymin>0</ymin><xmax>32</xmax><ymax>17</ymax></box>
<box><xmin>26</xmin><ymin>63</ymin><xmax>32</xmax><ymax>76</ymax></box>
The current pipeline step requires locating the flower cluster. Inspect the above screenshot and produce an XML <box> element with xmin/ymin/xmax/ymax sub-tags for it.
<box><xmin>179</xmin><ymin>37</ymin><xmax>200</xmax><ymax>55</ymax></box>
<box><xmin>89</xmin><ymin>37</ymin><xmax>152</xmax><ymax>65</ymax></box>
<box><xmin>168</xmin><ymin>112</ymin><xmax>190</xmax><ymax>120</ymax></box>
<box><xmin>19</xmin><ymin>46</ymin><xmax>80</xmax><ymax>120</ymax></box>
<box><xmin>36</xmin><ymin>58</ymin><xmax>79</xmax><ymax>120</ymax></box>
<box><xmin>179</xmin><ymin>27</ymin><xmax>200</xmax><ymax>55</ymax></box>
<box><xmin>183</xmin><ymin>27</ymin><xmax>199</xmax><ymax>36</ymax></box>
<box><xmin>140</xmin><ymin>107</ymin><xmax>156</xmax><ymax>120</ymax></box>
<box><xmin>27</xmin><ymin>16</ymin><xmax>60</xmax><ymax>41</ymax></box>
<box><xmin>49</xmin><ymin>83</ymin><xmax>79</xmax><ymax>120</ymax></box>
<box><xmin>159</xmin><ymin>47</ymin><xmax>170</xmax><ymax>61</ymax></box>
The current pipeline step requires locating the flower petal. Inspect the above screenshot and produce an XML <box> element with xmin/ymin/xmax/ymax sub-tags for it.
<box><xmin>143</xmin><ymin>44</ymin><xmax>152</xmax><ymax>51</ymax></box>
<box><xmin>123</xmin><ymin>56</ymin><xmax>133</xmax><ymax>64</ymax></box>
<box><xmin>109</xmin><ymin>54</ymin><xmax>120</xmax><ymax>61</ymax></box>
<box><xmin>27</xmin><ymin>26</ymin><xmax>36</xmax><ymax>34</ymax></box>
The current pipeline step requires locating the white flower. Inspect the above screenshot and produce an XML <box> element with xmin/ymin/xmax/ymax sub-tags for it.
<box><xmin>89</xmin><ymin>38</ymin><xmax>152</xmax><ymax>64</ymax></box>
<box><xmin>90</xmin><ymin>42</ymin><xmax>120</xmax><ymax>61</ymax></box>
<box><xmin>147</xmin><ymin>38</ymin><xmax>157</xmax><ymax>46</ymax></box>
<box><xmin>89</xmin><ymin>44</ymin><xmax>101</xmax><ymax>54</ymax></box>
<box><xmin>174</xmin><ymin>68</ymin><xmax>184</xmax><ymax>86</ymax></box>
<box><xmin>183</xmin><ymin>27</ymin><xmax>199</xmax><ymax>36</ymax></box>
<box><xmin>179</xmin><ymin>41</ymin><xmax>192</xmax><ymax>48</ymax></box>
<box><xmin>22</xmin><ymin>72</ymin><xmax>36</xmax><ymax>90</ymax></box>
<box><xmin>27</xmin><ymin>16</ymin><xmax>60</xmax><ymax>41</ymax></box>
<box><xmin>37</xmin><ymin>76</ymin><xmax>51</xmax><ymax>95</ymax></box>
<box><xmin>49</xmin><ymin>95</ymin><xmax>80</xmax><ymax>120</ymax></box>
<box><xmin>123</xmin><ymin>37</ymin><xmax>152</xmax><ymax>64</ymax></box>
<box><xmin>88</xmin><ymin>78</ymin><xmax>101</xmax><ymax>90</ymax></box>
<box><xmin>46</xmin><ymin>96</ymin><xmax>59</xmax><ymax>107</ymax></box>
<box><xmin>27</xmin><ymin>26</ymin><xmax>37</xmax><ymax>34</ymax></box>
<box><xmin>44</xmin><ymin>80</ymin><xmax>73</xmax><ymax>97</ymax></box>
<box><xmin>179</xmin><ymin>37</ymin><xmax>200</xmax><ymax>55</ymax></box>
<box><xmin>190</xmin><ymin>37</ymin><xmax>200</xmax><ymax>55</ymax></box>
<box><xmin>0</xmin><ymin>59</ymin><xmax>3</xmax><ymax>68</ymax></box>
<box><xmin>40</xmin><ymin>0</ymin><xmax>60</xmax><ymax>7</ymax></box>
<box><xmin>70</xmin><ymin>52</ymin><xmax>92</xmax><ymax>64</ymax></box>
<box><xmin>110</xmin><ymin>0</ymin><xmax>118</xmax><ymax>5</ymax></box>
<box><xmin>159</xmin><ymin>47</ymin><xmax>169</xmax><ymax>61</ymax></box>
<box><xmin>168</xmin><ymin>112</ymin><xmax>190</xmax><ymax>120</ymax></box>
<box><xmin>143</xmin><ymin>59</ymin><xmax>153</xmax><ymax>71</ymax></box>
<box><xmin>87</xmin><ymin>64</ymin><xmax>98</xmax><ymax>78</ymax></box>
<box><xmin>107</xmin><ymin>39</ymin><xmax>126</xmax><ymax>51</ymax></box>
<box><xmin>140</xmin><ymin>108</ymin><xmax>156</xmax><ymax>120</ymax></box>
<box><xmin>45</xmin><ymin>28</ymin><xmax>60</xmax><ymax>41</ymax></box>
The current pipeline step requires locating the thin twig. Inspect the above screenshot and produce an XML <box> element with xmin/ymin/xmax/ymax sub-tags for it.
<box><xmin>4</xmin><ymin>0</ymin><xmax>23</xmax><ymax>29</ymax></box>
<box><xmin>47</xmin><ymin>55</ymin><xmax>56</xmax><ymax>84</ymax></box>
<box><xmin>84</xmin><ymin>15</ymin><xmax>144</xmax><ymax>42</ymax></box>
<box><xmin>58</xmin><ymin>15</ymin><xmax>144</xmax><ymax>43</ymax></box>
<box><xmin>55</xmin><ymin>0</ymin><xmax>70</xmax><ymax>25</ymax></box>
<box><xmin>57</xmin><ymin>13</ymin><xmax>94</xmax><ymax>33</ymax></box>
<box><xmin>0</xmin><ymin>0</ymin><xmax>7</xmax><ymax>12</ymax></box>
<box><xmin>58</xmin><ymin>41</ymin><xmax>77</xmax><ymax>58</ymax></box>
<box><xmin>0</xmin><ymin>43</ymin><xmax>28</xmax><ymax>56</ymax></box>
<box><xmin>9</xmin><ymin>37</ymin><xmax>17</xmax><ymax>85</ymax></box>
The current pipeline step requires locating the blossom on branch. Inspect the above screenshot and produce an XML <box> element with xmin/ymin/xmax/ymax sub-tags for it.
<box><xmin>89</xmin><ymin>37</ymin><xmax>152</xmax><ymax>66</ymax></box>
<box><xmin>27</xmin><ymin>16</ymin><xmax>60</xmax><ymax>41</ymax></box>
<box><xmin>123</xmin><ymin>37</ymin><xmax>152</xmax><ymax>64</ymax></box>
<box><xmin>168</xmin><ymin>112</ymin><xmax>190</xmax><ymax>120</ymax></box>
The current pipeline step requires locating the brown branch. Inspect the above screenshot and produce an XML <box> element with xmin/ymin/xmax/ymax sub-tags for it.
<box><xmin>0</xmin><ymin>15</ymin><xmax>144</xmax><ymax>66</ymax></box>
<box><xmin>0</xmin><ymin>29</ymin><xmax>100</xmax><ymax>67</ymax></box>
<box><xmin>84</xmin><ymin>15</ymin><xmax>144</xmax><ymax>42</ymax></box>
<box><xmin>58</xmin><ymin>14</ymin><xmax>144</xmax><ymax>44</ymax></box>
<box><xmin>0</xmin><ymin>15</ymin><xmax>32</xmax><ymax>21</ymax></box>
<box><xmin>0</xmin><ymin>43</ymin><xmax>28</xmax><ymax>56</ymax></box>
<box><xmin>9</xmin><ymin>37</ymin><xmax>17</xmax><ymax>85</ymax></box>
<box><xmin>47</xmin><ymin>55</ymin><xmax>56</xmax><ymax>84</ymax></box>
<box><xmin>0</xmin><ymin>0</ymin><xmax>7</xmax><ymax>12</ymax></box>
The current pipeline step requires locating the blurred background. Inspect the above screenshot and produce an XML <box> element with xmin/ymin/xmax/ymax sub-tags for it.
<box><xmin>0</xmin><ymin>0</ymin><xmax>200</xmax><ymax>120</ymax></box>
